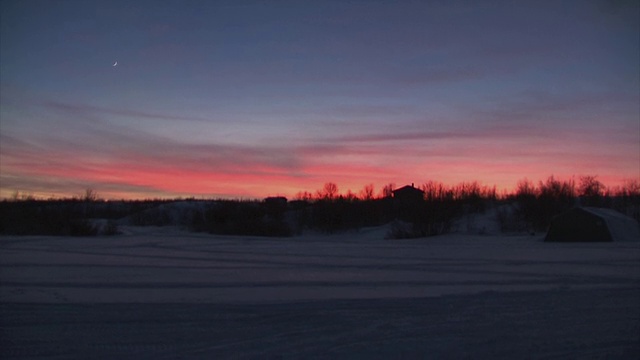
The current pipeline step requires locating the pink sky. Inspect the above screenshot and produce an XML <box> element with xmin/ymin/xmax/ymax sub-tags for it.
<box><xmin>1</xmin><ymin>1</ymin><xmax>638</xmax><ymax>199</ymax></box>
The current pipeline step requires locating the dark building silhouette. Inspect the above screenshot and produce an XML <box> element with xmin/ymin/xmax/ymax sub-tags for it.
<box><xmin>545</xmin><ymin>207</ymin><xmax>640</xmax><ymax>242</ymax></box>
<box><xmin>392</xmin><ymin>184</ymin><xmax>425</xmax><ymax>222</ymax></box>
<box><xmin>263</xmin><ymin>196</ymin><xmax>288</xmax><ymax>215</ymax></box>
<box><xmin>263</xmin><ymin>196</ymin><xmax>288</xmax><ymax>206</ymax></box>
<box><xmin>392</xmin><ymin>184</ymin><xmax>424</xmax><ymax>204</ymax></box>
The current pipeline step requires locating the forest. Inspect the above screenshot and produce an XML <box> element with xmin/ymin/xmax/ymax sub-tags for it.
<box><xmin>1</xmin><ymin>176</ymin><xmax>638</xmax><ymax>238</ymax></box>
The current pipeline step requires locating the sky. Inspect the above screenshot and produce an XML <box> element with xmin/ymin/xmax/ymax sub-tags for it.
<box><xmin>1</xmin><ymin>0</ymin><xmax>639</xmax><ymax>200</ymax></box>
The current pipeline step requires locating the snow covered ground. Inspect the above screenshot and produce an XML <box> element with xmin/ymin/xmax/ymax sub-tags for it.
<box><xmin>1</xmin><ymin>226</ymin><xmax>639</xmax><ymax>358</ymax></box>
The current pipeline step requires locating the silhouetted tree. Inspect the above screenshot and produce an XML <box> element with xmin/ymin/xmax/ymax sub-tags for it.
<box><xmin>318</xmin><ymin>182</ymin><xmax>339</xmax><ymax>200</ymax></box>
<box><xmin>381</xmin><ymin>183</ymin><xmax>395</xmax><ymax>198</ymax></box>
<box><xmin>294</xmin><ymin>191</ymin><xmax>314</xmax><ymax>201</ymax></box>
<box><xmin>343</xmin><ymin>190</ymin><xmax>357</xmax><ymax>201</ymax></box>
<box><xmin>610</xmin><ymin>179</ymin><xmax>640</xmax><ymax>221</ymax></box>
<box><xmin>512</xmin><ymin>178</ymin><xmax>538</xmax><ymax>230</ymax></box>
<box><xmin>535</xmin><ymin>176</ymin><xmax>576</xmax><ymax>230</ymax></box>
<box><xmin>360</xmin><ymin>184</ymin><xmax>375</xmax><ymax>201</ymax></box>
<box><xmin>578</xmin><ymin>175</ymin><xmax>605</xmax><ymax>207</ymax></box>
<box><xmin>80</xmin><ymin>188</ymin><xmax>100</xmax><ymax>202</ymax></box>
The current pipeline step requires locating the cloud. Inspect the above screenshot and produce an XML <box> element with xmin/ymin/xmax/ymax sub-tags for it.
<box><xmin>390</xmin><ymin>67</ymin><xmax>484</xmax><ymax>86</ymax></box>
<box><xmin>3</xmin><ymin>83</ymin><xmax>638</xmax><ymax>200</ymax></box>
<box><xmin>2</xmin><ymin>112</ymin><xmax>638</xmax><ymax>199</ymax></box>
<box><xmin>44</xmin><ymin>100</ymin><xmax>210</xmax><ymax>123</ymax></box>
<box><xmin>473</xmin><ymin>90</ymin><xmax>639</xmax><ymax>124</ymax></box>
<box><xmin>1</xmin><ymin>126</ymin><xmax>319</xmax><ymax>198</ymax></box>
<box><xmin>330</xmin><ymin>122</ymin><xmax>555</xmax><ymax>144</ymax></box>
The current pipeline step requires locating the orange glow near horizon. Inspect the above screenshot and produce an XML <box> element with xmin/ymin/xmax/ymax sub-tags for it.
<box><xmin>1</xmin><ymin>116</ymin><xmax>638</xmax><ymax>201</ymax></box>
<box><xmin>2</xmin><ymin>149</ymin><xmax>638</xmax><ymax>200</ymax></box>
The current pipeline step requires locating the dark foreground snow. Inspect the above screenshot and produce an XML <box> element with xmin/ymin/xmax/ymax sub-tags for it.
<box><xmin>2</xmin><ymin>288</ymin><xmax>640</xmax><ymax>359</ymax></box>
<box><xmin>1</xmin><ymin>227</ymin><xmax>639</xmax><ymax>359</ymax></box>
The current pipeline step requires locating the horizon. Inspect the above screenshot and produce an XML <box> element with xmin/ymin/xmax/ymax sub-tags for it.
<box><xmin>4</xmin><ymin>174</ymin><xmax>638</xmax><ymax>202</ymax></box>
<box><xmin>1</xmin><ymin>1</ymin><xmax>639</xmax><ymax>200</ymax></box>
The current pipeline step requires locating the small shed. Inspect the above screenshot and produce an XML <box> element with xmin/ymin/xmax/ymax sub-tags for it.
<box><xmin>391</xmin><ymin>184</ymin><xmax>425</xmax><ymax>222</ymax></box>
<box><xmin>392</xmin><ymin>184</ymin><xmax>424</xmax><ymax>203</ymax></box>
<box><xmin>545</xmin><ymin>207</ymin><xmax>640</xmax><ymax>242</ymax></box>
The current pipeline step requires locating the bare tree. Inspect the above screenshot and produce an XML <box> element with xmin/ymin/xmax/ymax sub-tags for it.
<box><xmin>620</xmin><ymin>179</ymin><xmax>640</xmax><ymax>197</ymax></box>
<box><xmin>578</xmin><ymin>175</ymin><xmax>606</xmax><ymax>207</ymax></box>
<box><xmin>83</xmin><ymin>188</ymin><xmax>99</xmax><ymax>202</ymax></box>
<box><xmin>516</xmin><ymin>178</ymin><xmax>537</xmax><ymax>197</ymax></box>
<box><xmin>344</xmin><ymin>189</ymin><xmax>357</xmax><ymax>201</ymax></box>
<box><xmin>578</xmin><ymin>175</ymin><xmax>604</xmax><ymax>198</ymax></box>
<box><xmin>294</xmin><ymin>191</ymin><xmax>314</xmax><ymax>201</ymax></box>
<box><xmin>319</xmin><ymin>182</ymin><xmax>338</xmax><ymax>200</ymax></box>
<box><xmin>381</xmin><ymin>183</ymin><xmax>395</xmax><ymax>198</ymax></box>
<box><xmin>421</xmin><ymin>181</ymin><xmax>451</xmax><ymax>201</ymax></box>
<box><xmin>360</xmin><ymin>184</ymin><xmax>375</xmax><ymax>201</ymax></box>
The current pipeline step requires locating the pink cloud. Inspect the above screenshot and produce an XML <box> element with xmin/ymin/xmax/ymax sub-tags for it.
<box><xmin>1</xmin><ymin>104</ymin><xmax>638</xmax><ymax>199</ymax></box>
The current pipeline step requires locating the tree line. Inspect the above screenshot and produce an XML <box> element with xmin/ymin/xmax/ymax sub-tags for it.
<box><xmin>1</xmin><ymin>176</ymin><xmax>638</xmax><ymax>237</ymax></box>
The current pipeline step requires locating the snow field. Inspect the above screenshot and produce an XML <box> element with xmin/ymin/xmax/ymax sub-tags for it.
<box><xmin>1</xmin><ymin>226</ymin><xmax>639</xmax><ymax>358</ymax></box>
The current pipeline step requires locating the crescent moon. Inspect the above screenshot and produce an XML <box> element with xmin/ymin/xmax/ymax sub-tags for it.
<box><xmin>112</xmin><ymin>61</ymin><xmax>118</xmax><ymax>67</ymax></box>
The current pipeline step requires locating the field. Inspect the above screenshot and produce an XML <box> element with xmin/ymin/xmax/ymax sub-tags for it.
<box><xmin>1</xmin><ymin>226</ymin><xmax>639</xmax><ymax>359</ymax></box>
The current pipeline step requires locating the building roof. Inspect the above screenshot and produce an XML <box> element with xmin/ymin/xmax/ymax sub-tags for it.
<box><xmin>546</xmin><ymin>207</ymin><xmax>640</xmax><ymax>242</ymax></box>
<box><xmin>582</xmin><ymin>207</ymin><xmax>634</xmax><ymax>221</ymax></box>
<box><xmin>392</xmin><ymin>185</ymin><xmax>424</xmax><ymax>195</ymax></box>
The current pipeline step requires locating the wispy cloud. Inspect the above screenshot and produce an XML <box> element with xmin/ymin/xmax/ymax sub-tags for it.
<box><xmin>44</xmin><ymin>101</ymin><xmax>210</xmax><ymax>123</ymax></box>
<box><xmin>472</xmin><ymin>90</ymin><xmax>640</xmax><ymax>124</ymax></box>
